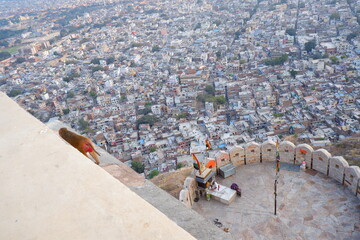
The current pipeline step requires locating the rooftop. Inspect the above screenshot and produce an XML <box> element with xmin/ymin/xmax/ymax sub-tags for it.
<box><xmin>192</xmin><ymin>162</ymin><xmax>360</xmax><ymax>239</ymax></box>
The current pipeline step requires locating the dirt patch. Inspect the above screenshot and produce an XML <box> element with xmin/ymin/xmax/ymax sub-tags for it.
<box><xmin>150</xmin><ymin>167</ymin><xmax>193</xmax><ymax>199</ymax></box>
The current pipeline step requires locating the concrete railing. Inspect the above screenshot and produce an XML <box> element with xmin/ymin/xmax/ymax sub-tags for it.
<box><xmin>0</xmin><ymin>92</ymin><xmax>196</xmax><ymax>240</ymax></box>
<box><xmin>180</xmin><ymin>140</ymin><xmax>360</xmax><ymax>206</ymax></box>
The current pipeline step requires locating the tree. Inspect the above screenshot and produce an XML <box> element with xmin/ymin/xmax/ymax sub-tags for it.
<box><xmin>89</xmin><ymin>91</ymin><xmax>97</xmax><ymax>98</ymax></box>
<box><xmin>67</xmin><ymin>92</ymin><xmax>75</xmax><ymax>98</ymax></box>
<box><xmin>92</xmin><ymin>66</ymin><xmax>104</xmax><ymax>73</ymax></box>
<box><xmin>131</xmin><ymin>161</ymin><xmax>144</xmax><ymax>173</ymax></box>
<box><xmin>330</xmin><ymin>56</ymin><xmax>339</xmax><ymax>64</ymax></box>
<box><xmin>148</xmin><ymin>169</ymin><xmax>159</xmax><ymax>179</ymax></box>
<box><xmin>91</xmin><ymin>58</ymin><xmax>101</xmax><ymax>64</ymax></box>
<box><xmin>0</xmin><ymin>51</ymin><xmax>11</xmax><ymax>61</ymax></box>
<box><xmin>150</xmin><ymin>147</ymin><xmax>157</xmax><ymax>152</ymax></box>
<box><xmin>234</xmin><ymin>30</ymin><xmax>241</xmax><ymax>40</ymax></box>
<box><xmin>7</xmin><ymin>89</ymin><xmax>22</xmax><ymax>97</ymax></box>
<box><xmin>0</xmin><ymin>40</ymin><xmax>9</xmax><ymax>47</ymax></box>
<box><xmin>214</xmin><ymin>20</ymin><xmax>221</xmax><ymax>26</ymax></box>
<box><xmin>176</xmin><ymin>162</ymin><xmax>184</xmax><ymax>169</ymax></box>
<box><xmin>63</xmin><ymin>109</ymin><xmax>70</xmax><ymax>115</ymax></box>
<box><xmin>136</xmin><ymin>115</ymin><xmax>159</xmax><ymax>126</ymax></box>
<box><xmin>106</xmin><ymin>56</ymin><xmax>115</xmax><ymax>65</ymax></box>
<box><xmin>205</xmin><ymin>85</ymin><xmax>215</xmax><ymax>96</ymax></box>
<box><xmin>330</xmin><ymin>12</ymin><xmax>340</xmax><ymax>21</ymax></box>
<box><xmin>176</xmin><ymin>112</ymin><xmax>189</xmax><ymax>120</ymax></box>
<box><xmin>216</xmin><ymin>51</ymin><xmax>221</xmax><ymax>59</ymax></box>
<box><xmin>78</xmin><ymin>118</ymin><xmax>88</xmax><ymax>130</ymax></box>
<box><xmin>215</xmin><ymin>96</ymin><xmax>226</xmax><ymax>104</ymax></box>
<box><xmin>305</xmin><ymin>41</ymin><xmax>316</xmax><ymax>53</ymax></box>
<box><xmin>194</xmin><ymin>23</ymin><xmax>201</xmax><ymax>30</ymax></box>
<box><xmin>152</xmin><ymin>45</ymin><xmax>161</xmax><ymax>52</ymax></box>
<box><xmin>346</xmin><ymin>33</ymin><xmax>357</xmax><ymax>42</ymax></box>
<box><xmin>15</xmin><ymin>57</ymin><xmax>26</xmax><ymax>63</ymax></box>
<box><xmin>290</xmin><ymin>69</ymin><xmax>297</xmax><ymax>78</ymax></box>
<box><xmin>285</xmin><ymin>28</ymin><xmax>296</xmax><ymax>36</ymax></box>
<box><xmin>264</xmin><ymin>54</ymin><xmax>288</xmax><ymax>66</ymax></box>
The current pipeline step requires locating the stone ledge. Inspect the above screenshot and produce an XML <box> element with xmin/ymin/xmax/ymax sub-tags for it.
<box><xmin>0</xmin><ymin>92</ymin><xmax>195</xmax><ymax>240</ymax></box>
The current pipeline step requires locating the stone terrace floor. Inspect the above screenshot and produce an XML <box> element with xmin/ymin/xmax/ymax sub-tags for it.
<box><xmin>192</xmin><ymin>162</ymin><xmax>360</xmax><ymax>240</ymax></box>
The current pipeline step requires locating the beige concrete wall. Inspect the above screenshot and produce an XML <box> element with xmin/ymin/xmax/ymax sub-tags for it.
<box><xmin>245</xmin><ymin>142</ymin><xmax>260</xmax><ymax>164</ymax></box>
<box><xmin>328</xmin><ymin>156</ymin><xmax>348</xmax><ymax>184</ymax></box>
<box><xmin>229</xmin><ymin>146</ymin><xmax>245</xmax><ymax>166</ymax></box>
<box><xmin>184</xmin><ymin>177</ymin><xmax>197</xmax><ymax>207</ymax></box>
<box><xmin>215</xmin><ymin>151</ymin><xmax>230</xmax><ymax>168</ymax></box>
<box><xmin>344</xmin><ymin>166</ymin><xmax>360</xmax><ymax>196</ymax></box>
<box><xmin>0</xmin><ymin>93</ymin><xmax>195</xmax><ymax>240</ymax></box>
<box><xmin>312</xmin><ymin>149</ymin><xmax>331</xmax><ymax>176</ymax></box>
<box><xmin>261</xmin><ymin>140</ymin><xmax>276</xmax><ymax>162</ymax></box>
<box><xmin>278</xmin><ymin>141</ymin><xmax>295</xmax><ymax>164</ymax></box>
<box><xmin>295</xmin><ymin>144</ymin><xmax>314</xmax><ymax>168</ymax></box>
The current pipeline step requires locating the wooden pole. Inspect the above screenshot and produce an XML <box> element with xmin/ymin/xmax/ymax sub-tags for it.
<box><xmin>274</xmin><ymin>178</ymin><xmax>277</xmax><ymax>215</ymax></box>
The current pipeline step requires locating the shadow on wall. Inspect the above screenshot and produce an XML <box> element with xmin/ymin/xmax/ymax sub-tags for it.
<box><xmin>180</xmin><ymin>140</ymin><xmax>360</xmax><ymax>207</ymax></box>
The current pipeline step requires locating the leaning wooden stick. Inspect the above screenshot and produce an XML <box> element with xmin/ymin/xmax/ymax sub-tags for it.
<box><xmin>59</xmin><ymin>127</ymin><xmax>100</xmax><ymax>165</ymax></box>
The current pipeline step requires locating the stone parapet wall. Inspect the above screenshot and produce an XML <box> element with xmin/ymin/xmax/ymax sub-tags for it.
<box><xmin>180</xmin><ymin>140</ymin><xmax>360</xmax><ymax>207</ymax></box>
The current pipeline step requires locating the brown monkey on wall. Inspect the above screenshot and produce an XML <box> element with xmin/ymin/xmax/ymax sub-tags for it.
<box><xmin>59</xmin><ymin>127</ymin><xmax>100</xmax><ymax>165</ymax></box>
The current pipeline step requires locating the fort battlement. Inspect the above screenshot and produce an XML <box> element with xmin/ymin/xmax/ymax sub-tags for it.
<box><xmin>180</xmin><ymin>141</ymin><xmax>360</xmax><ymax>207</ymax></box>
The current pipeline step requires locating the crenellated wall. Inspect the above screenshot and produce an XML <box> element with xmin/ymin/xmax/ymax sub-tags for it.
<box><xmin>180</xmin><ymin>140</ymin><xmax>360</xmax><ymax>207</ymax></box>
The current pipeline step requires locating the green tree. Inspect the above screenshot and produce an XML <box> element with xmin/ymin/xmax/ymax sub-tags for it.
<box><xmin>305</xmin><ymin>41</ymin><xmax>316</xmax><ymax>53</ymax></box>
<box><xmin>89</xmin><ymin>91</ymin><xmax>97</xmax><ymax>98</ymax></box>
<box><xmin>148</xmin><ymin>169</ymin><xmax>159</xmax><ymax>179</ymax></box>
<box><xmin>92</xmin><ymin>66</ymin><xmax>104</xmax><ymax>73</ymax></box>
<box><xmin>78</xmin><ymin>118</ymin><xmax>88</xmax><ymax>130</ymax></box>
<box><xmin>346</xmin><ymin>33</ymin><xmax>357</xmax><ymax>41</ymax></box>
<box><xmin>15</xmin><ymin>57</ymin><xmax>26</xmax><ymax>63</ymax></box>
<box><xmin>67</xmin><ymin>92</ymin><xmax>75</xmax><ymax>98</ymax></box>
<box><xmin>234</xmin><ymin>30</ymin><xmax>241</xmax><ymax>40</ymax></box>
<box><xmin>264</xmin><ymin>54</ymin><xmax>288</xmax><ymax>66</ymax></box>
<box><xmin>136</xmin><ymin>115</ymin><xmax>159</xmax><ymax>126</ymax></box>
<box><xmin>176</xmin><ymin>112</ymin><xmax>189</xmax><ymax>120</ymax></box>
<box><xmin>0</xmin><ymin>40</ymin><xmax>9</xmax><ymax>47</ymax></box>
<box><xmin>152</xmin><ymin>45</ymin><xmax>161</xmax><ymax>52</ymax></box>
<box><xmin>150</xmin><ymin>147</ymin><xmax>157</xmax><ymax>152</ymax></box>
<box><xmin>214</xmin><ymin>20</ymin><xmax>221</xmax><ymax>26</ymax></box>
<box><xmin>216</xmin><ymin>51</ymin><xmax>221</xmax><ymax>59</ymax></box>
<box><xmin>91</xmin><ymin>58</ymin><xmax>101</xmax><ymax>64</ymax></box>
<box><xmin>7</xmin><ymin>89</ymin><xmax>22</xmax><ymax>97</ymax></box>
<box><xmin>330</xmin><ymin>12</ymin><xmax>340</xmax><ymax>20</ymax></box>
<box><xmin>194</xmin><ymin>23</ymin><xmax>201</xmax><ymax>30</ymax></box>
<box><xmin>205</xmin><ymin>85</ymin><xmax>215</xmax><ymax>96</ymax></box>
<box><xmin>176</xmin><ymin>162</ymin><xmax>184</xmax><ymax>169</ymax></box>
<box><xmin>196</xmin><ymin>94</ymin><xmax>206</xmax><ymax>103</ymax></box>
<box><xmin>285</xmin><ymin>28</ymin><xmax>296</xmax><ymax>36</ymax></box>
<box><xmin>290</xmin><ymin>69</ymin><xmax>297</xmax><ymax>78</ymax></box>
<box><xmin>330</xmin><ymin>56</ymin><xmax>339</xmax><ymax>64</ymax></box>
<box><xmin>63</xmin><ymin>77</ymin><xmax>71</xmax><ymax>82</ymax></box>
<box><xmin>0</xmin><ymin>51</ymin><xmax>11</xmax><ymax>61</ymax></box>
<box><xmin>106</xmin><ymin>56</ymin><xmax>115</xmax><ymax>65</ymax></box>
<box><xmin>63</xmin><ymin>109</ymin><xmax>70</xmax><ymax>115</ymax></box>
<box><xmin>131</xmin><ymin>161</ymin><xmax>144</xmax><ymax>173</ymax></box>
<box><xmin>214</xmin><ymin>96</ymin><xmax>225</xmax><ymax>104</ymax></box>
<box><xmin>273</xmin><ymin>113</ymin><xmax>284</xmax><ymax>118</ymax></box>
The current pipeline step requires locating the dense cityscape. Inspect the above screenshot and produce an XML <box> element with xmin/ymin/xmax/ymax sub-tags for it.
<box><xmin>1</xmin><ymin>0</ymin><xmax>360</xmax><ymax>177</ymax></box>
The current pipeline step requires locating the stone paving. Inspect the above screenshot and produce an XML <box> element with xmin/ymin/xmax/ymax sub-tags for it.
<box><xmin>192</xmin><ymin>162</ymin><xmax>360</xmax><ymax>240</ymax></box>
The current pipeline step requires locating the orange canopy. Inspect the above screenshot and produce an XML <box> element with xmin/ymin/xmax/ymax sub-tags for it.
<box><xmin>206</xmin><ymin>160</ymin><xmax>216</xmax><ymax>169</ymax></box>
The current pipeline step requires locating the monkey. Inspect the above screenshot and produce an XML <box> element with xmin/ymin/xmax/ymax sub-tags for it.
<box><xmin>59</xmin><ymin>127</ymin><xmax>100</xmax><ymax>165</ymax></box>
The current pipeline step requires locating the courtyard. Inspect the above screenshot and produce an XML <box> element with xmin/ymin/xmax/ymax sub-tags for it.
<box><xmin>192</xmin><ymin>162</ymin><xmax>360</xmax><ymax>240</ymax></box>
